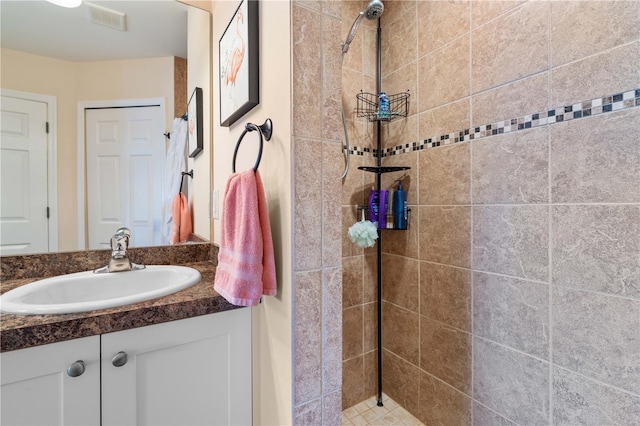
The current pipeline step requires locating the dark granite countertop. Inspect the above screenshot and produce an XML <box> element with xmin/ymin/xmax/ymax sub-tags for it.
<box><xmin>0</xmin><ymin>244</ymin><xmax>242</xmax><ymax>352</ymax></box>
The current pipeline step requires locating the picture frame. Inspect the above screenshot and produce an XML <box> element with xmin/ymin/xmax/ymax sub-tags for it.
<box><xmin>219</xmin><ymin>0</ymin><xmax>259</xmax><ymax>127</ymax></box>
<box><xmin>188</xmin><ymin>87</ymin><xmax>203</xmax><ymax>158</ymax></box>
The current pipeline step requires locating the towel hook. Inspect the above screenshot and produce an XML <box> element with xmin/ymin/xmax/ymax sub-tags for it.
<box><xmin>179</xmin><ymin>169</ymin><xmax>193</xmax><ymax>193</ymax></box>
<box><xmin>232</xmin><ymin>118</ymin><xmax>273</xmax><ymax>173</ymax></box>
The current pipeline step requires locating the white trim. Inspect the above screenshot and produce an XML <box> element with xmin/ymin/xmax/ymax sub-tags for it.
<box><xmin>77</xmin><ymin>98</ymin><xmax>166</xmax><ymax>249</ymax></box>
<box><xmin>1</xmin><ymin>89</ymin><xmax>59</xmax><ymax>252</ymax></box>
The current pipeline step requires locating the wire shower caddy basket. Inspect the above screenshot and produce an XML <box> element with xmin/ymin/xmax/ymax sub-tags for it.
<box><xmin>356</xmin><ymin>90</ymin><xmax>410</xmax><ymax>122</ymax></box>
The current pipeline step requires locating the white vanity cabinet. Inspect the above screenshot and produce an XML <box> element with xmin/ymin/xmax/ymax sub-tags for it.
<box><xmin>0</xmin><ymin>335</ymin><xmax>101</xmax><ymax>426</ymax></box>
<box><xmin>1</xmin><ymin>308</ymin><xmax>251</xmax><ymax>426</ymax></box>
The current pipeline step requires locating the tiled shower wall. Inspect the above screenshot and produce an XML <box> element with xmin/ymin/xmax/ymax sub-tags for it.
<box><xmin>343</xmin><ymin>0</ymin><xmax>639</xmax><ymax>424</ymax></box>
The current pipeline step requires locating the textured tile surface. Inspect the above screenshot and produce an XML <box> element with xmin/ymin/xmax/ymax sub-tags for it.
<box><xmin>419</xmin><ymin>372</ymin><xmax>471</xmax><ymax>426</ymax></box>
<box><xmin>472</xmin><ymin>127</ymin><xmax>549</xmax><ymax>204</ymax></box>
<box><xmin>420</xmin><ymin>316</ymin><xmax>472</xmax><ymax>394</ymax></box>
<box><xmin>472</xmin><ymin>403</ymin><xmax>517</xmax><ymax>426</ymax></box>
<box><xmin>323</xmin><ymin>267</ymin><xmax>343</xmax><ymax>393</ymax></box>
<box><xmin>551</xmin><ymin>107</ymin><xmax>640</xmax><ymax>203</ymax></box>
<box><xmin>553</xmin><ymin>367</ymin><xmax>640</xmax><ymax>426</ymax></box>
<box><xmin>420</xmin><ymin>262</ymin><xmax>471</xmax><ymax>332</ymax></box>
<box><xmin>381</xmin><ymin>255</ymin><xmax>419</xmax><ymax>313</ymax></box>
<box><xmin>474</xmin><ymin>338</ymin><xmax>549</xmax><ymax>425</ymax></box>
<box><xmin>473</xmin><ymin>205</ymin><xmax>549</xmax><ymax>281</ymax></box>
<box><xmin>419</xmin><ymin>143</ymin><xmax>471</xmax><ymax>205</ymax></box>
<box><xmin>343</xmin><ymin>305</ymin><xmax>363</xmax><ymax>360</ymax></box>
<box><xmin>552</xmin><ymin>205</ymin><xmax>640</xmax><ymax>299</ymax></box>
<box><xmin>419</xmin><ymin>206</ymin><xmax>471</xmax><ymax>268</ymax></box>
<box><xmin>382</xmin><ymin>349</ymin><xmax>421</xmax><ymax>417</ymax></box>
<box><xmin>382</xmin><ymin>302</ymin><xmax>419</xmax><ymax>365</ymax></box>
<box><xmin>552</xmin><ymin>286</ymin><xmax>640</xmax><ymax>394</ymax></box>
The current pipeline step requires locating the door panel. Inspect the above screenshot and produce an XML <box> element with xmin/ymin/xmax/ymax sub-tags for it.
<box><xmin>0</xmin><ymin>95</ymin><xmax>49</xmax><ymax>255</ymax></box>
<box><xmin>85</xmin><ymin>106</ymin><xmax>163</xmax><ymax>249</ymax></box>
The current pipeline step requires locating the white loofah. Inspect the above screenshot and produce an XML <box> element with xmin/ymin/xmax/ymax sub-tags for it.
<box><xmin>348</xmin><ymin>210</ymin><xmax>379</xmax><ymax>248</ymax></box>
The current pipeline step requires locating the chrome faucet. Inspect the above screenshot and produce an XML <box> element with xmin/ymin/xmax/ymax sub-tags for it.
<box><xmin>94</xmin><ymin>227</ymin><xmax>145</xmax><ymax>273</ymax></box>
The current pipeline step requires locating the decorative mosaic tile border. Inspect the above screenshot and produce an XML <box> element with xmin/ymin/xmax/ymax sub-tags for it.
<box><xmin>346</xmin><ymin>88</ymin><xmax>640</xmax><ymax>158</ymax></box>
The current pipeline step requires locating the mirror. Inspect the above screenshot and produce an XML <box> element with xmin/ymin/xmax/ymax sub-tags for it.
<box><xmin>0</xmin><ymin>0</ymin><xmax>210</xmax><ymax>255</ymax></box>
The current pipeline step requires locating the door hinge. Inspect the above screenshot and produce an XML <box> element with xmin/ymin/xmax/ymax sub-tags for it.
<box><xmin>45</xmin><ymin>122</ymin><xmax>50</xmax><ymax>134</ymax></box>
<box><xmin>46</xmin><ymin>207</ymin><xmax>50</xmax><ymax>218</ymax></box>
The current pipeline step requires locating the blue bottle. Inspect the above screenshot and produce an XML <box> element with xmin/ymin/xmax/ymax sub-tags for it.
<box><xmin>393</xmin><ymin>180</ymin><xmax>407</xmax><ymax>230</ymax></box>
<box><xmin>378</xmin><ymin>92</ymin><xmax>389</xmax><ymax>120</ymax></box>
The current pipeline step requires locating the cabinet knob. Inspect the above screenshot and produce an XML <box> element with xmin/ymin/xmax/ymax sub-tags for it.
<box><xmin>67</xmin><ymin>360</ymin><xmax>86</xmax><ymax>377</ymax></box>
<box><xmin>112</xmin><ymin>351</ymin><xmax>128</xmax><ymax>367</ymax></box>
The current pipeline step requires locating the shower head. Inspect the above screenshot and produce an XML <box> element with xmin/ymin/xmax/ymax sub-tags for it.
<box><xmin>341</xmin><ymin>0</ymin><xmax>384</xmax><ymax>55</ymax></box>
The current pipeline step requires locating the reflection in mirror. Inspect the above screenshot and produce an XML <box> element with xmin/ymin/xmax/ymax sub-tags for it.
<box><xmin>0</xmin><ymin>1</ymin><xmax>209</xmax><ymax>255</ymax></box>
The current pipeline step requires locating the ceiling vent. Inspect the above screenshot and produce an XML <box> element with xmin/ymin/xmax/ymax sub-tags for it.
<box><xmin>86</xmin><ymin>2</ymin><xmax>127</xmax><ymax>31</ymax></box>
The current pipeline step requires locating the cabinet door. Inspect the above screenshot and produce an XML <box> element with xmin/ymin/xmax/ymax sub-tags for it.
<box><xmin>102</xmin><ymin>309</ymin><xmax>251</xmax><ymax>426</ymax></box>
<box><xmin>0</xmin><ymin>336</ymin><xmax>101</xmax><ymax>426</ymax></box>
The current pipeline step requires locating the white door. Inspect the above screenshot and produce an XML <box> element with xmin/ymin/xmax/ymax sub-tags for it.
<box><xmin>101</xmin><ymin>310</ymin><xmax>252</xmax><ymax>426</ymax></box>
<box><xmin>85</xmin><ymin>106</ymin><xmax>164</xmax><ymax>249</ymax></box>
<box><xmin>0</xmin><ymin>95</ymin><xmax>49</xmax><ymax>255</ymax></box>
<box><xmin>0</xmin><ymin>336</ymin><xmax>101</xmax><ymax>426</ymax></box>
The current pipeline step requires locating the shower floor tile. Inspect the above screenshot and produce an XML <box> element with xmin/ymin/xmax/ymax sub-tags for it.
<box><xmin>342</xmin><ymin>394</ymin><xmax>424</xmax><ymax>426</ymax></box>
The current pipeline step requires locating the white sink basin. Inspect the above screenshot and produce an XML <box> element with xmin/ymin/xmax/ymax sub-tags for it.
<box><xmin>0</xmin><ymin>265</ymin><xmax>202</xmax><ymax>315</ymax></box>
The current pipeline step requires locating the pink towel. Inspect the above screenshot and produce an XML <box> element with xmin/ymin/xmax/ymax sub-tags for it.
<box><xmin>214</xmin><ymin>170</ymin><xmax>277</xmax><ymax>306</ymax></box>
<box><xmin>170</xmin><ymin>193</ymin><xmax>192</xmax><ymax>244</ymax></box>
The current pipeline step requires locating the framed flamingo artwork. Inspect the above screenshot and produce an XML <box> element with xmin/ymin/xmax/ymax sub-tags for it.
<box><xmin>219</xmin><ymin>0</ymin><xmax>259</xmax><ymax>127</ymax></box>
<box><xmin>188</xmin><ymin>87</ymin><xmax>203</xmax><ymax>158</ymax></box>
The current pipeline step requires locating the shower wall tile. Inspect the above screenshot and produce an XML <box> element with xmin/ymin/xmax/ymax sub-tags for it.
<box><xmin>472</xmin><ymin>127</ymin><xmax>549</xmax><ymax>204</ymax></box>
<box><xmin>342</xmin><ymin>207</ymin><xmax>363</xmax><ymax>257</ymax></box>
<box><xmin>381</xmin><ymin>254</ymin><xmax>419</xmax><ymax>312</ymax></box>
<box><xmin>342</xmin><ymin>305</ymin><xmax>363</xmax><ymax>360</ymax></box>
<box><xmin>552</xmin><ymin>286</ymin><xmax>640</xmax><ymax>394</ymax></box>
<box><xmin>473</xmin><ymin>337</ymin><xmax>549</xmax><ymax>426</ymax></box>
<box><xmin>382</xmin><ymin>114</ymin><xmax>418</xmax><ymax>151</ymax></box>
<box><xmin>364</xmin><ymin>254</ymin><xmax>377</xmax><ymax>303</ymax></box>
<box><xmin>551</xmin><ymin>41</ymin><xmax>640</xmax><ymax>107</ymax></box>
<box><xmin>380</xmin><ymin>0</ymin><xmax>415</xmax><ymax>28</ymax></box>
<box><xmin>293</xmin><ymin>270</ymin><xmax>323</xmax><ymax>404</ymax></box>
<box><xmin>363</xmin><ymin>25</ymin><xmax>377</xmax><ymax>80</ymax></box>
<box><xmin>419</xmin><ymin>99</ymin><xmax>471</xmax><ymax>141</ymax></box>
<box><xmin>470</xmin><ymin>0</ymin><xmax>526</xmax><ymax>29</ymax></box>
<box><xmin>381</xmin><ymin>218</ymin><xmax>420</xmax><ymax>259</ymax></box>
<box><xmin>323</xmin><ymin>391</ymin><xmax>342</xmax><ymax>425</ymax></box>
<box><xmin>292</xmin><ymin>4</ymin><xmax>322</xmax><ymax>139</ymax></box>
<box><xmin>550</xmin><ymin>1</ymin><xmax>640</xmax><ymax>68</ymax></box>
<box><xmin>471</xmin><ymin>1</ymin><xmax>549</xmax><ymax>93</ymax></box>
<box><xmin>553</xmin><ymin>367</ymin><xmax>640</xmax><ymax>426</ymax></box>
<box><xmin>419</xmin><ymin>372</ymin><xmax>472</xmax><ymax>426</ymax></box>
<box><xmin>342</xmin><ymin>155</ymin><xmax>366</xmax><ymax>208</ymax></box>
<box><xmin>552</xmin><ymin>205</ymin><xmax>640</xmax><ymax>299</ymax></box>
<box><xmin>418</xmin><ymin>35</ymin><xmax>470</xmax><ymax>111</ymax></box>
<box><xmin>472</xmin><ymin>205</ymin><xmax>549</xmax><ymax>281</ymax></box>
<box><xmin>550</xmin><ymin>107</ymin><xmax>640</xmax><ymax>203</ymax></box>
<box><xmin>363</xmin><ymin>302</ymin><xmax>377</xmax><ymax>353</ymax></box>
<box><xmin>342</xmin><ymin>256</ymin><xmax>363</xmax><ymax>308</ymax></box>
<box><xmin>419</xmin><ymin>206</ymin><xmax>471</xmax><ymax>267</ymax></box>
<box><xmin>382</xmin><ymin>349</ymin><xmax>421</xmax><ymax>416</ymax></box>
<box><xmin>471</xmin><ymin>73</ymin><xmax>548</xmax><ymax>127</ymax></box>
<box><xmin>323</xmin><ymin>142</ymin><xmax>343</xmax><ymax>268</ymax></box>
<box><xmin>340</xmin><ymin>1</ymin><xmax>364</xmax><ymax>73</ymax></box>
<box><xmin>418</xmin><ymin>0</ymin><xmax>470</xmax><ymax>57</ymax></box>
<box><xmin>294</xmin><ymin>138</ymin><xmax>323</xmax><ymax>270</ymax></box>
<box><xmin>383</xmin><ymin>62</ymin><xmax>417</xmax><ymax>117</ymax></box>
<box><xmin>323</xmin><ymin>267</ymin><xmax>343</xmax><ymax>393</ymax></box>
<box><xmin>420</xmin><ymin>262</ymin><xmax>471</xmax><ymax>332</ymax></box>
<box><xmin>342</xmin><ymin>355</ymin><xmax>365</xmax><ymax>409</ymax></box>
<box><xmin>322</xmin><ymin>15</ymin><xmax>343</xmax><ymax>142</ymax></box>
<box><xmin>382</xmin><ymin>302</ymin><xmax>419</xmax><ymax>365</ymax></box>
<box><xmin>381</xmin><ymin>6</ymin><xmax>417</xmax><ymax>75</ymax></box>
<box><xmin>420</xmin><ymin>316</ymin><xmax>472</xmax><ymax>394</ymax></box>
<box><xmin>343</xmin><ymin>66</ymin><xmax>365</xmax><ymax>123</ymax></box>
<box><xmin>321</xmin><ymin>0</ymin><xmax>341</xmax><ymax>18</ymax></box>
<box><xmin>473</xmin><ymin>272</ymin><xmax>549</xmax><ymax>359</ymax></box>
<box><xmin>363</xmin><ymin>350</ymin><xmax>378</xmax><ymax>398</ymax></box>
<box><xmin>419</xmin><ymin>206</ymin><xmax>471</xmax><ymax>268</ymax></box>
<box><xmin>472</xmin><ymin>403</ymin><xmax>517</xmax><ymax>426</ymax></box>
<box><xmin>419</xmin><ymin>143</ymin><xmax>471</xmax><ymax>205</ymax></box>
<box><xmin>294</xmin><ymin>398</ymin><xmax>322</xmax><ymax>425</ymax></box>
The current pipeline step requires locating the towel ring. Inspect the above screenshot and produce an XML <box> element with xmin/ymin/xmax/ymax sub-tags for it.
<box><xmin>232</xmin><ymin>118</ymin><xmax>273</xmax><ymax>173</ymax></box>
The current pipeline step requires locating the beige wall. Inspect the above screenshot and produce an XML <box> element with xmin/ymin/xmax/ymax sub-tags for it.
<box><xmin>1</xmin><ymin>50</ymin><xmax>176</xmax><ymax>250</ymax></box>
<box><xmin>212</xmin><ymin>1</ymin><xmax>293</xmax><ymax>424</ymax></box>
<box><xmin>343</xmin><ymin>1</ymin><xmax>640</xmax><ymax>424</ymax></box>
